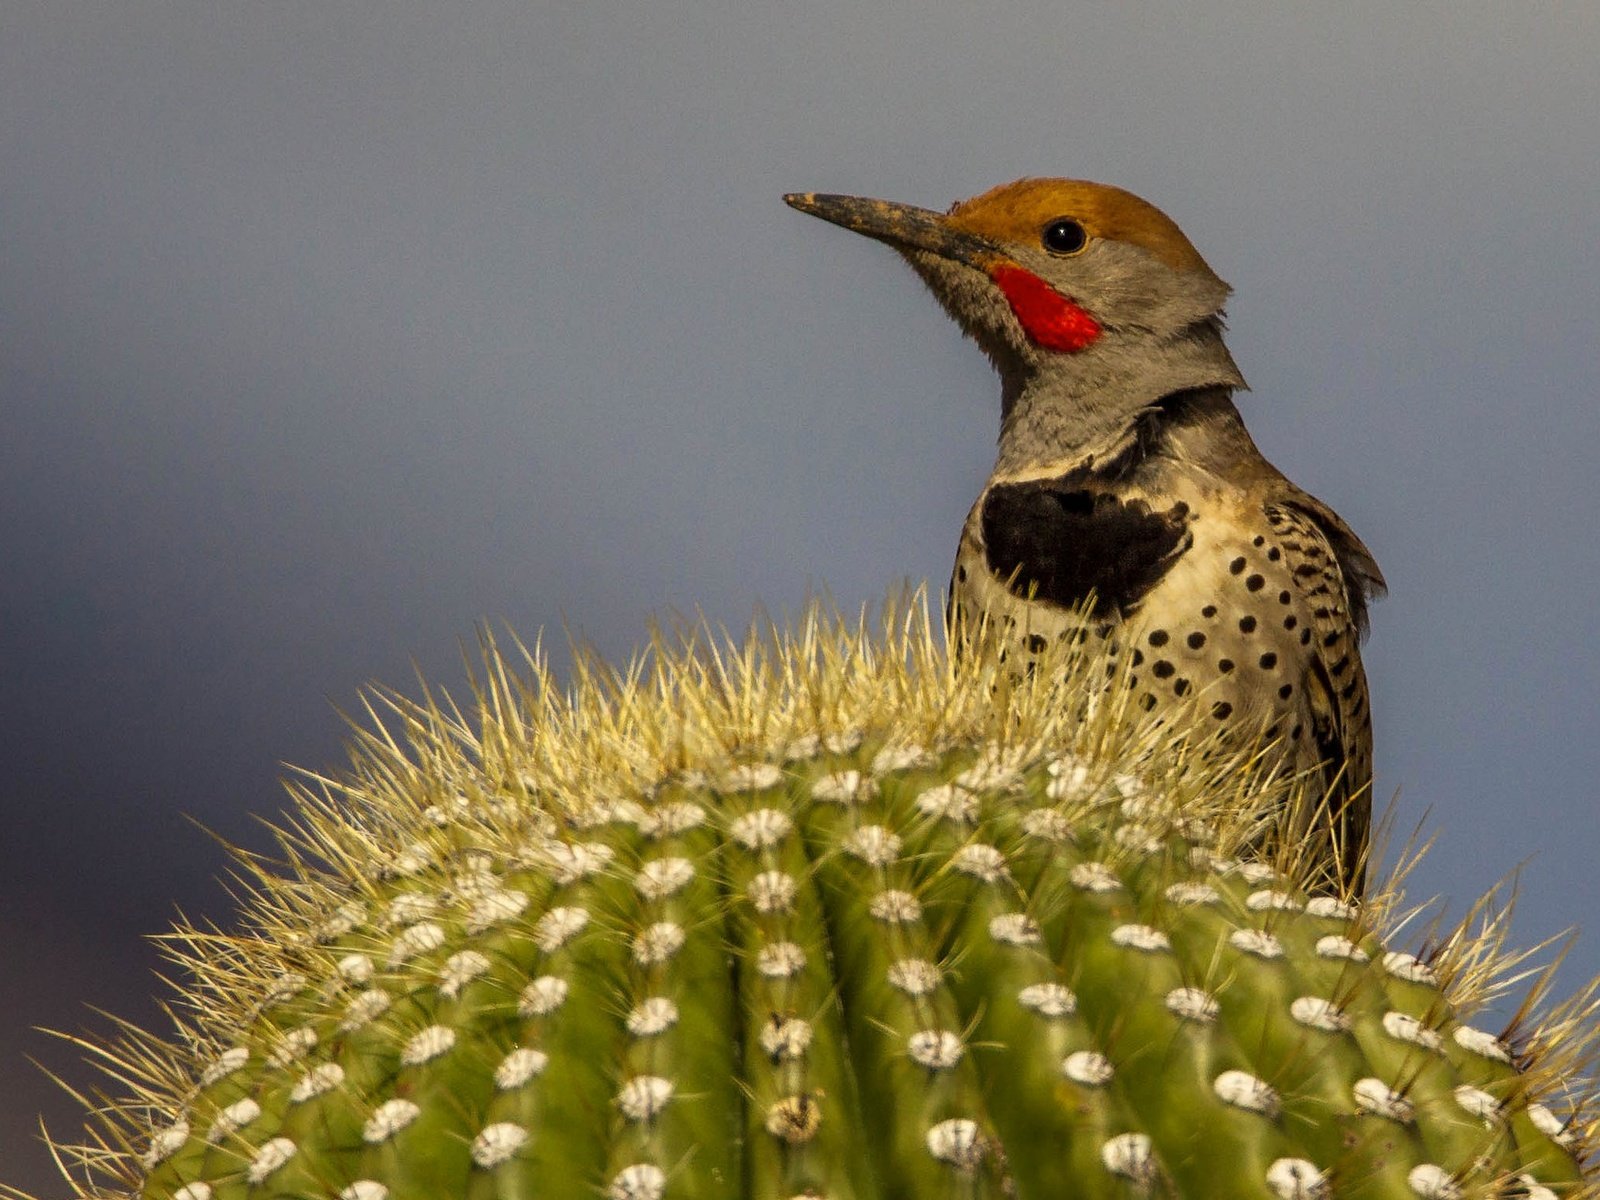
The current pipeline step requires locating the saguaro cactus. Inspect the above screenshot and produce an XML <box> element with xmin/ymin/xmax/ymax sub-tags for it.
<box><xmin>25</xmin><ymin>599</ymin><xmax>1599</xmax><ymax>1199</ymax></box>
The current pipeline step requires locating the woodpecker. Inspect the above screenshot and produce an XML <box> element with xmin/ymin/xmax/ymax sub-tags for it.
<box><xmin>786</xmin><ymin>179</ymin><xmax>1384</xmax><ymax>893</ymax></box>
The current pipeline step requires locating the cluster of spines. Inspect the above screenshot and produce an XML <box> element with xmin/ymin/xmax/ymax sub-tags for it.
<box><xmin>25</xmin><ymin>598</ymin><xmax>1600</xmax><ymax>1200</ymax></box>
<box><xmin>111</xmin><ymin>742</ymin><xmax>1589</xmax><ymax>1200</ymax></box>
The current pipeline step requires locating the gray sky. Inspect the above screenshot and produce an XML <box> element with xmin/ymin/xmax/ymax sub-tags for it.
<box><xmin>4</xmin><ymin>4</ymin><xmax>1599</xmax><ymax>1191</ymax></box>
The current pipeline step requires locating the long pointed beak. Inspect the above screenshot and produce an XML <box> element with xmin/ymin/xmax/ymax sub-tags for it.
<box><xmin>784</xmin><ymin>192</ymin><xmax>999</xmax><ymax>268</ymax></box>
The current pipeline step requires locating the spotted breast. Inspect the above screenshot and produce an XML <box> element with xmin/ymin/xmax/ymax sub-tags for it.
<box><xmin>949</xmin><ymin>420</ymin><xmax>1382</xmax><ymax>892</ymax></box>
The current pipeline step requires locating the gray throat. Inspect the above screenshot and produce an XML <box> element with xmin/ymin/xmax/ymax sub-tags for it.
<box><xmin>993</xmin><ymin>322</ymin><xmax>1246</xmax><ymax>476</ymax></box>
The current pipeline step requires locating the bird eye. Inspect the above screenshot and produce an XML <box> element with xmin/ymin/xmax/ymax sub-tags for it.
<box><xmin>1042</xmin><ymin>218</ymin><xmax>1088</xmax><ymax>255</ymax></box>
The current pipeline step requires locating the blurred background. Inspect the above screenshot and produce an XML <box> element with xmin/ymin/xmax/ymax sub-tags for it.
<box><xmin>4</xmin><ymin>3</ymin><xmax>1598</xmax><ymax>1192</ymax></box>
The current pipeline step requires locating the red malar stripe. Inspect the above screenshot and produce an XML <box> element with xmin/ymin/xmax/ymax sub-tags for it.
<box><xmin>990</xmin><ymin>265</ymin><xmax>1101</xmax><ymax>353</ymax></box>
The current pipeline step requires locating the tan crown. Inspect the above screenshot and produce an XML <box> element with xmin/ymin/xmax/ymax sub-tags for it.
<box><xmin>946</xmin><ymin>178</ymin><xmax>1213</xmax><ymax>275</ymax></box>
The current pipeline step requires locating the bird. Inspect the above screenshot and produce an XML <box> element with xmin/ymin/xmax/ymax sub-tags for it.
<box><xmin>785</xmin><ymin>178</ymin><xmax>1385</xmax><ymax>894</ymax></box>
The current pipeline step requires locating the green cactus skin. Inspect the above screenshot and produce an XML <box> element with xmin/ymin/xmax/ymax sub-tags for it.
<box><xmin>23</xmin><ymin>600</ymin><xmax>1599</xmax><ymax>1200</ymax></box>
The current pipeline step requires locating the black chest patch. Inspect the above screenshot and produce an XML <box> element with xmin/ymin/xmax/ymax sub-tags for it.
<box><xmin>980</xmin><ymin>478</ymin><xmax>1194</xmax><ymax>618</ymax></box>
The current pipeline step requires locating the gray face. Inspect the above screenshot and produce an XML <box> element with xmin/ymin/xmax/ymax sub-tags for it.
<box><xmin>893</xmin><ymin>235</ymin><xmax>1237</xmax><ymax>399</ymax></box>
<box><xmin>786</xmin><ymin>190</ymin><xmax>1235</xmax><ymax>384</ymax></box>
<box><xmin>1001</xmin><ymin>237</ymin><xmax>1235</xmax><ymax>338</ymax></box>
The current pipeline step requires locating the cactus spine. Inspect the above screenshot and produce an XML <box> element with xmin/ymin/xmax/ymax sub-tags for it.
<box><xmin>22</xmin><ymin>597</ymin><xmax>1600</xmax><ymax>1200</ymax></box>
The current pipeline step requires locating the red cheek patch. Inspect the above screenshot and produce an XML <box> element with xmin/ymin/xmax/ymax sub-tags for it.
<box><xmin>989</xmin><ymin>264</ymin><xmax>1101</xmax><ymax>353</ymax></box>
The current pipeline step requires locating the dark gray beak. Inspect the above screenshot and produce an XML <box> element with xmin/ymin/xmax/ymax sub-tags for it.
<box><xmin>784</xmin><ymin>192</ymin><xmax>999</xmax><ymax>268</ymax></box>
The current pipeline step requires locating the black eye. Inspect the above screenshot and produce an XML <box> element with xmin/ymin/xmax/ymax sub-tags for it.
<box><xmin>1042</xmin><ymin>218</ymin><xmax>1087</xmax><ymax>255</ymax></box>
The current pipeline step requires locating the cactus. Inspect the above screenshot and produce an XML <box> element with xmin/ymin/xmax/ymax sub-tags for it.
<box><xmin>23</xmin><ymin>597</ymin><xmax>1600</xmax><ymax>1200</ymax></box>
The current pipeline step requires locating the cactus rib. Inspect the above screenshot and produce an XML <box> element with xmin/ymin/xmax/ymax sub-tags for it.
<box><xmin>19</xmin><ymin>594</ymin><xmax>1600</xmax><ymax>1200</ymax></box>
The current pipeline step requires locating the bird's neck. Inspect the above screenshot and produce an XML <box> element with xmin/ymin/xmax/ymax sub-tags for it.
<box><xmin>993</xmin><ymin>320</ymin><xmax>1245</xmax><ymax>477</ymax></box>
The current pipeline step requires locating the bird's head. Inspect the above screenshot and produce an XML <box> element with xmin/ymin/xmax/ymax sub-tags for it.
<box><xmin>785</xmin><ymin>179</ymin><xmax>1243</xmax><ymax>413</ymax></box>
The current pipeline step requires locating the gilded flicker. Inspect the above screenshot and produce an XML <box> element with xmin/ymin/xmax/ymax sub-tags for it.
<box><xmin>786</xmin><ymin>179</ymin><xmax>1385</xmax><ymax>893</ymax></box>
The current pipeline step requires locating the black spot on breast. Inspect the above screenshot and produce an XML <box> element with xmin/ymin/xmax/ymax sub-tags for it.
<box><xmin>1186</xmin><ymin>631</ymin><xmax>1206</xmax><ymax>649</ymax></box>
<box><xmin>1152</xmin><ymin>660</ymin><xmax>1175</xmax><ymax>679</ymax></box>
<box><xmin>980</xmin><ymin>478</ymin><xmax>1194</xmax><ymax>617</ymax></box>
